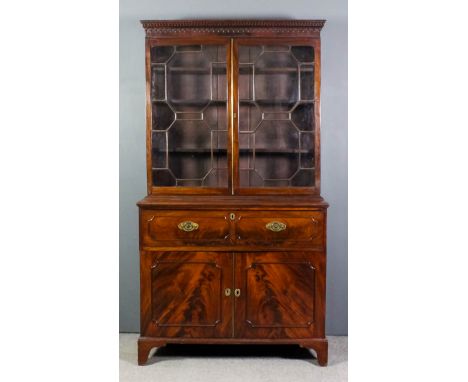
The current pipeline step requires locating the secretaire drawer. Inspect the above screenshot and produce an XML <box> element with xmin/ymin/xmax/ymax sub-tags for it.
<box><xmin>235</xmin><ymin>211</ymin><xmax>325</xmax><ymax>247</ymax></box>
<box><xmin>140</xmin><ymin>210</ymin><xmax>231</xmax><ymax>247</ymax></box>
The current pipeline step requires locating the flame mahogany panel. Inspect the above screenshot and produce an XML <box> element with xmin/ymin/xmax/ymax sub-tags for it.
<box><xmin>140</xmin><ymin>251</ymin><xmax>233</xmax><ymax>338</ymax></box>
<box><xmin>235</xmin><ymin>251</ymin><xmax>326</xmax><ymax>339</ymax></box>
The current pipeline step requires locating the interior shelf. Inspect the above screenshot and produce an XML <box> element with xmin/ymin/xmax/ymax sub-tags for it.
<box><xmin>151</xmin><ymin>64</ymin><xmax>226</xmax><ymax>75</ymax></box>
<box><xmin>239</xmin><ymin>100</ymin><xmax>314</xmax><ymax>105</ymax></box>
<box><xmin>152</xmin><ymin>65</ymin><xmax>311</xmax><ymax>74</ymax></box>
<box><xmin>162</xmin><ymin>148</ymin><xmax>311</xmax><ymax>154</ymax></box>
<box><xmin>152</xmin><ymin>100</ymin><xmax>314</xmax><ymax>106</ymax></box>
<box><xmin>153</xmin><ymin>100</ymin><xmax>227</xmax><ymax>106</ymax></box>
<box><xmin>240</xmin><ymin>67</ymin><xmax>313</xmax><ymax>74</ymax></box>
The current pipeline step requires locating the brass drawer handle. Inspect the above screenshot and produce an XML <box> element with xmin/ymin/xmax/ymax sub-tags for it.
<box><xmin>266</xmin><ymin>221</ymin><xmax>286</xmax><ymax>232</ymax></box>
<box><xmin>178</xmin><ymin>221</ymin><xmax>199</xmax><ymax>232</ymax></box>
<box><xmin>225</xmin><ymin>288</ymin><xmax>231</xmax><ymax>297</ymax></box>
<box><xmin>234</xmin><ymin>288</ymin><xmax>241</xmax><ymax>297</ymax></box>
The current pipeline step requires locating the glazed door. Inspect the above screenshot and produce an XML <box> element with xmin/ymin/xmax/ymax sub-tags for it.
<box><xmin>148</xmin><ymin>39</ymin><xmax>232</xmax><ymax>194</ymax></box>
<box><xmin>233</xmin><ymin>39</ymin><xmax>320</xmax><ymax>194</ymax></box>
<box><xmin>148</xmin><ymin>38</ymin><xmax>320</xmax><ymax>195</ymax></box>
<box><xmin>140</xmin><ymin>251</ymin><xmax>233</xmax><ymax>338</ymax></box>
<box><xmin>234</xmin><ymin>252</ymin><xmax>325</xmax><ymax>339</ymax></box>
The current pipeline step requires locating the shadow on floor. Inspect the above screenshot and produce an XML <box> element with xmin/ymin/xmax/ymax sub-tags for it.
<box><xmin>157</xmin><ymin>344</ymin><xmax>314</xmax><ymax>358</ymax></box>
<box><xmin>143</xmin><ymin>344</ymin><xmax>319</xmax><ymax>366</ymax></box>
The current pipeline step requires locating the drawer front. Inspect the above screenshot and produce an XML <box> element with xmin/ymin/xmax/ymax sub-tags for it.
<box><xmin>140</xmin><ymin>210</ymin><xmax>231</xmax><ymax>247</ymax></box>
<box><xmin>235</xmin><ymin>211</ymin><xmax>325</xmax><ymax>247</ymax></box>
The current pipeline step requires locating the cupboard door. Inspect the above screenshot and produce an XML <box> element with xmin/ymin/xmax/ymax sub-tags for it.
<box><xmin>234</xmin><ymin>252</ymin><xmax>325</xmax><ymax>339</ymax></box>
<box><xmin>140</xmin><ymin>251</ymin><xmax>233</xmax><ymax>338</ymax></box>
<box><xmin>235</xmin><ymin>40</ymin><xmax>319</xmax><ymax>192</ymax></box>
<box><xmin>148</xmin><ymin>41</ymin><xmax>230</xmax><ymax>192</ymax></box>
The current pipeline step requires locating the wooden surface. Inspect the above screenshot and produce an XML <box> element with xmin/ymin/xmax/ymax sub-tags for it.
<box><xmin>140</xmin><ymin>210</ymin><xmax>232</xmax><ymax>247</ymax></box>
<box><xmin>140</xmin><ymin>251</ymin><xmax>233</xmax><ymax>339</ymax></box>
<box><xmin>234</xmin><ymin>251</ymin><xmax>326</xmax><ymax>340</ymax></box>
<box><xmin>137</xmin><ymin>195</ymin><xmax>329</xmax><ymax>209</ymax></box>
<box><xmin>234</xmin><ymin>211</ymin><xmax>325</xmax><ymax>247</ymax></box>
<box><xmin>139</xmin><ymin>209</ymin><xmax>326</xmax><ymax>248</ymax></box>
<box><xmin>138</xmin><ymin>19</ymin><xmax>328</xmax><ymax>367</ymax></box>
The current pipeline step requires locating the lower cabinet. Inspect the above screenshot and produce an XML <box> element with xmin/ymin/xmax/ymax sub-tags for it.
<box><xmin>140</xmin><ymin>251</ymin><xmax>325</xmax><ymax>340</ymax></box>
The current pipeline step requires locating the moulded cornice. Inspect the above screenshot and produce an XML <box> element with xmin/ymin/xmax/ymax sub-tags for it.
<box><xmin>140</xmin><ymin>19</ymin><xmax>326</xmax><ymax>37</ymax></box>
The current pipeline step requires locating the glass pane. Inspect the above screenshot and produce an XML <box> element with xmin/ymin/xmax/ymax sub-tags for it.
<box><xmin>238</xmin><ymin>45</ymin><xmax>315</xmax><ymax>188</ymax></box>
<box><xmin>150</xmin><ymin>44</ymin><xmax>228</xmax><ymax>187</ymax></box>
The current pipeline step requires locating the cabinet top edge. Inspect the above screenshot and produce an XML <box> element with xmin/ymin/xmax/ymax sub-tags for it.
<box><xmin>137</xmin><ymin>195</ymin><xmax>329</xmax><ymax>209</ymax></box>
<box><xmin>140</xmin><ymin>19</ymin><xmax>326</xmax><ymax>34</ymax></box>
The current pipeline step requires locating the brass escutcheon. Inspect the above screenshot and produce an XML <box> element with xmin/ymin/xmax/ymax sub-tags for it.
<box><xmin>225</xmin><ymin>288</ymin><xmax>231</xmax><ymax>297</ymax></box>
<box><xmin>234</xmin><ymin>288</ymin><xmax>241</xmax><ymax>297</ymax></box>
<box><xmin>178</xmin><ymin>221</ymin><xmax>199</xmax><ymax>232</ymax></box>
<box><xmin>266</xmin><ymin>221</ymin><xmax>287</xmax><ymax>232</ymax></box>
<box><xmin>229</xmin><ymin>212</ymin><xmax>236</xmax><ymax>221</ymax></box>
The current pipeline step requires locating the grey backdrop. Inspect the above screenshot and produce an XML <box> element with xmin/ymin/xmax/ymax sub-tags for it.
<box><xmin>120</xmin><ymin>0</ymin><xmax>347</xmax><ymax>335</ymax></box>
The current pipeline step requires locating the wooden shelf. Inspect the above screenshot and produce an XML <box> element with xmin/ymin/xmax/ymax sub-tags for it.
<box><xmin>151</xmin><ymin>64</ymin><xmax>226</xmax><ymax>75</ymax></box>
<box><xmin>165</xmin><ymin>149</ymin><xmax>220</xmax><ymax>154</ymax></box>
<box><xmin>152</xmin><ymin>64</ymin><xmax>311</xmax><ymax>74</ymax></box>
<box><xmin>239</xmin><ymin>100</ymin><xmax>314</xmax><ymax>105</ymax></box>
<box><xmin>239</xmin><ymin>67</ymin><xmax>313</xmax><ymax>74</ymax></box>
<box><xmin>153</xmin><ymin>100</ymin><xmax>227</xmax><ymax>106</ymax></box>
<box><xmin>241</xmin><ymin>149</ymin><xmax>311</xmax><ymax>154</ymax></box>
<box><xmin>153</xmin><ymin>100</ymin><xmax>315</xmax><ymax>107</ymax></box>
<box><xmin>161</xmin><ymin>148</ymin><xmax>311</xmax><ymax>155</ymax></box>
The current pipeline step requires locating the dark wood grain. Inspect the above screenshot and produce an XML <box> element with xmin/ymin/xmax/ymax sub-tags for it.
<box><xmin>138</xmin><ymin>337</ymin><xmax>166</xmax><ymax>365</ymax></box>
<box><xmin>313</xmin><ymin>38</ymin><xmax>322</xmax><ymax>193</ymax></box>
<box><xmin>235</xmin><ymin>211</ymin><xmax>325</xmax><ymax>248</ymax></box>
<box><xmin>226</xmin><ymin>36</ymin><xmax>234</xmax><ymax>194</ymax></box>
<box><xmin>137</xmin><ymin>195</ymin><xmax>329</xmax><ymax>209</ymax></box>
<box><xmin>139</xmin><ymin>209</ymin><xmax>325</xmax><ymax>249</ymax></box>
<box><xmin>138</xmin><ymin>19</ymin><xmax>329</xmax><ymax>367</ymax></box>
<box><xmin>299</xmin><ymin>338</ymin><xmax>328</xmax><ymax>366</ymax></box>
<box><xmin>231</xmin><ymin>38</ymin><xmax>239</xmax><ymax>194</ymax></box>
<box><xmin>140</xmin><ymin>210</ymin><xmax>233</xmax><ymax>247</ymax></box>
<box><xmin>145</xmin><ymin>38</ymin><xmax>152</xmax><ymax>194</ymax></box>
<box><xmin>235</xmin><ymin>251</ymin><xmax>326</xmax><ymax>339</ymax></box>
<box><xmin>140</xmin><ymin>251</ymin><xmax>233</xmax><ymax>339</ymax></box>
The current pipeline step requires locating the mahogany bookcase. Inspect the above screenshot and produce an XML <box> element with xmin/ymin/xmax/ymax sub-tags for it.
<box><xmin>137</xmin><ymin>19</ymin><xmax>329</xmax><ymax>366</ymax></box>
